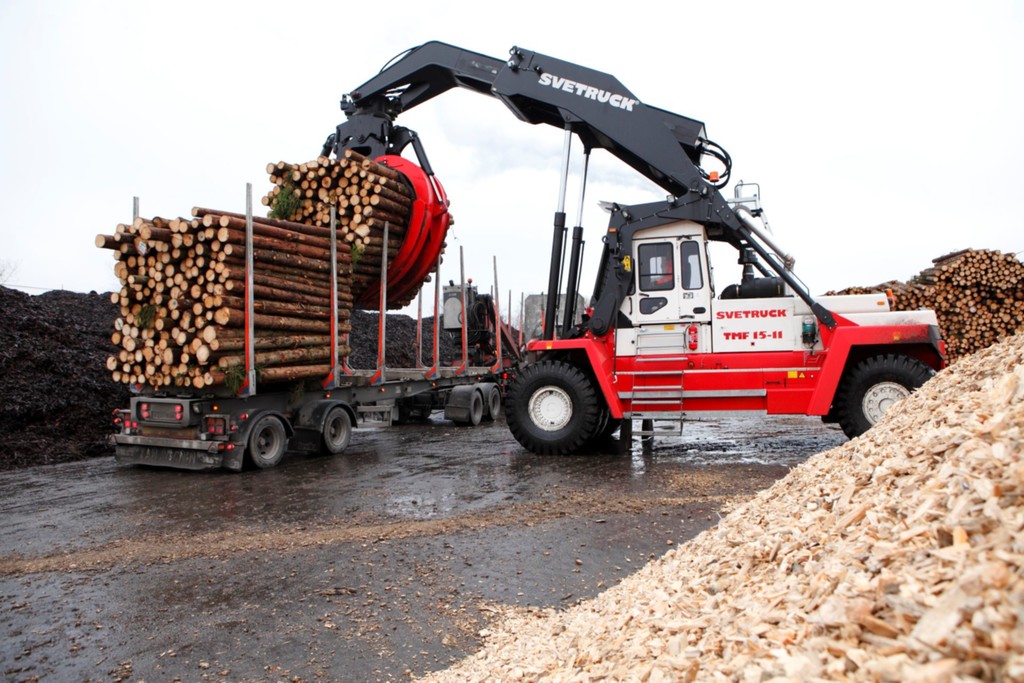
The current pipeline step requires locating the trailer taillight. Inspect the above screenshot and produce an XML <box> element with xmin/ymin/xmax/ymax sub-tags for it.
<box><xmin>140</xmin><ymin>402</ymin><xmax>151</xmax><ymax>419</ymax></box>
<box><xmin>204</xmin><ymin>416</ymin><xmax>228</xmax><ymax>435</ymax></box>
<box><xmin>175</xmin><ymin>404</ymin><xmax>184</xmax><ymax>421</ymax></box>
<box><xmin>113</xmin><ymin>409</ymin><xmax>130</xmax><ymax>430</ymax></box>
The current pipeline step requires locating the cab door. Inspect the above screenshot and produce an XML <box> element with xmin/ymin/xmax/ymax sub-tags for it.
<box><xmin>630</xmin><ymin>232</ymin><xmax>711</xmax><ymax>340</ymax></box>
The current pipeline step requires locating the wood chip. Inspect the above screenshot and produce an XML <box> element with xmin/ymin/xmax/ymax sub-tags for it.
<box><xmin>420</xmin><ymin>332</ymin><xmax>1024</xmax><ymax>682</ymax></box>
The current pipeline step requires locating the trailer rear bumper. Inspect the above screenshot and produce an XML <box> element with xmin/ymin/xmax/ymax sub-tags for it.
<box><xmin>113</xmin><ymin>435</ymin><xmax>243</xmax><ymax>471</ymax></box>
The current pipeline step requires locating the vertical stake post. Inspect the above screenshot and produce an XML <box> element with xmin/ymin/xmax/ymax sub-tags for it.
<box><xmin>458</xmin><ymin>246</ymin><xmax>468</xmax><ymax>375</ymax></box>
<box><xmin>491</xmin><ymin>256</ymin><xmax>502</xmax><ymax>373</ymax></box>
<box><xmin>519</xmin><ymin>292</ymin><xmax>525</xmax><ymax>348</ymax></box>
<box><xmin>371</xmin><ymin>222</ymin><xmax>389</xmax><ymax>385</ymax></box>
<box><xmin>242</xmin><ymin>183</ymin><xmax>256</xmax><ymax>397</ymax></box>
<box><xmin>415</xmin><ymin>288</ymin><xmax>424</xmax><ymax>368</ymax></box>
<box><xmin>426</xmin><ymin>253</ymin><xmax>441</xmax><ymax>379</ymax></box>
<box><xmin>324</xmin><ymin>207</ymin><xmax>340</xmax><ymax>389</ymax></box>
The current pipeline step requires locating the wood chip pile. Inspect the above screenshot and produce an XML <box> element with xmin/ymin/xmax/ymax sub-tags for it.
<box><xmin>96</xmin><ymin>210</ymin><xmax>354</xmax><ymax>392</ymax></box>
<box><xmin>827</xmin><ymin>249</ymin><xmax>1024</xmax><ymax>361</ymax></box>
<box><xmin>422</xmin><ymin>332</ymin><xmax>1024</xmax><ymax>682</ymax></box>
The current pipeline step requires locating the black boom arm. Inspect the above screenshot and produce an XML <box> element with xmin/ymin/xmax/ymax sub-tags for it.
<box><xmin>327</xmin><ymin>41</ymin><xmax>836</xmax><ymax>332</ymax></box>
<box><xmin>330</xmin><ymin>41</ymin><xmax>711</xmax><ymax>198</ymax></box>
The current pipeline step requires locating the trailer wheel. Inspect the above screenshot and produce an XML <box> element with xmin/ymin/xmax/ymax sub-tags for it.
<box><xmin>446</xmin><ymin>385</ymin><xmax>485</xmax><ymax>426</ymax></box>
<box><xmin>506</xmin><ymin>360</ymin><xmax>601</xmax><ymax>455</ymax></box>
<box><xmin>247</xmin><ymin>415</ymin><xmax>287</xmax><ymax>469</ymax></box>
<box><xmin>321</xmin><ymin>407</ymin><xmax>352</xmax><ymax>455</ymax></box>
<box><xmin>482</xmin><ymin>384</ymin><xmax>501</xmax><ymax>421</ymax></box>
<box><xmin>467</xmin><ymin>390</ymin><xmax>484</xmax><ymax>426</ymax></box>
<box><xmin>833</xmin><ymin>354</ymin><xmax>934</xmax><ymax>439</ymax></box>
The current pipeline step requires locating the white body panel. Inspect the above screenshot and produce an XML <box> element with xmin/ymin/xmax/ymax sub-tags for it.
<box><xmin>614</xmin><ymin>220</ymin><xmax>937</xmax><ymax>358</ymax></box>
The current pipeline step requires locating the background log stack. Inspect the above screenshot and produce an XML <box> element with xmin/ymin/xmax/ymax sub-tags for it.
<box><xmin>96</xmin><ymin>211</ymin><xmax>354</xmax><ymax>392</ymax></box>
<box><xmin>263</xmin><ymin>150</ymin><xmax>433</xmax><ymax>308</ymax></box>
<box><xmin>826</xmin><ymin>248</ymin><xmax>1024</xmax><ymax>360</ymax></box>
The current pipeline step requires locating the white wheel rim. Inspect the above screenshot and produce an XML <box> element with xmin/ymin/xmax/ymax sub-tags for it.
<box><xmin>528</xmin><ymin>385</ymin><xmax>573</xmax><ymax>432</ymax></box>
<box><xmin>862</xmin><ymin>381</ymin><xmax>910</xmax><ymax>424</ymax></box>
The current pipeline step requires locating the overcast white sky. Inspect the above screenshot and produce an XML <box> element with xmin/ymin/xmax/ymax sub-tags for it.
<box><xmin>2</xmin><ymin>1</ymin><xmax>1021</xmax><ymax>317</ymax></box>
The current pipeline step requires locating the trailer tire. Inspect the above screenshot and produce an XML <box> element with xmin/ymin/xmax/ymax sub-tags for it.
<box><xmin>446</xmin><ymin>385</ymin><xmax>485</xmax><ymax>426</ymax></box>
<box><xmin>247</xmin><ymin>415</ymin><xmax>287</xmax><ymax>469</ymax></box>
<box><xmin>321</xmin><ymin>407</ymin><xmax>352</xmax><ymax>455</ymax></box>
<box><xmin>467</xmin><ymin>390</ymin><xmax>484</xmax><ymax>426</ymax></box>
<box><xmin>833</xmin><ymin>354</ymin><xmax>934</xmax><ymax>439</ymax></box>
<box><xmin>506</xmin><ymin>360</ymin><xmax>601</xmax><ymax>455</ymax></box>
<box><xmin>482</xmin><ymin>384</ymin><xmax>501</xmax><ymax>421</ymax></box>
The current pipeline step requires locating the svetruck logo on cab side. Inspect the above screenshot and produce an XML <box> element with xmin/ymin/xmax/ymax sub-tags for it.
<box><xmin>716</xmin><ymin>309</ymin><xmax>789</xmax><ymax>320</ymax></box>
<box><xmin>537</xmin><ymin>73</ymin><xmax>639</xmax><ymax>112</ymax></box>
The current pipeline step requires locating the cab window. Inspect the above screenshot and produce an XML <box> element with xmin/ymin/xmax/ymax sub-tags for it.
<box><xmin>638</xmin><ymin>243</ymin><xmax>673</xmax><ymax>291</ymax></box>
<box><xmin>680</xmin><ymin>240</ymin><xmax>703</xmax><ymax>290</ymax></box>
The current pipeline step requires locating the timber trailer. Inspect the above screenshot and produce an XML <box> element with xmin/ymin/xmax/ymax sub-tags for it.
<box><xmin>321</xmin><ymin>41</ymin><xmax>946</xmax><ymax>454</ymax></box>
<box><xmin>111</xmin><ymin>190</ymin><xmax>520</xmax><ymax>471</ymax></box>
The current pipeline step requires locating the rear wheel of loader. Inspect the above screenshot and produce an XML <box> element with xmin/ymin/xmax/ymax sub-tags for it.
<box><xmin>320</xmin><ymin>407</ymin><xmax>352</xmax><ymax>455</ymax></box>
<box><xmin>506</xmin><ymin>360</ymin><xmax>601</xmax><ymax>455</ymax></box>
<box><xmin>833</xmin><ymin>354</ymin><xmax>934</xmax><ymax>439</ymax></box>
<box><xmin>247</xmin><ymin>415</ymin><xmax>287</xmax><ymax>469</ymax></box>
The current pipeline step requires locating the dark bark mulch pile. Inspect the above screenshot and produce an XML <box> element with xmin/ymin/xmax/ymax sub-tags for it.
<box><xmin>0</xmin><ymin>286</ymin><xmax>130</xmax><ymax>471</ymax></box>
<box><xmin>348</xmin><ymin>309</ymin><xmax>460</xmax><ymax>369</ymax></box>
<box><xmin>0</xmin><ymin>286</ymin><xmax>460</xmax><ymax>471</ymax></box>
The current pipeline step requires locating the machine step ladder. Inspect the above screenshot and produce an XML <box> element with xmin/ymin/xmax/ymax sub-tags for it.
<box><xmin>627</xmin><ymin>331</ymin><xmax>687</xmax><ymax>437</ymax></box>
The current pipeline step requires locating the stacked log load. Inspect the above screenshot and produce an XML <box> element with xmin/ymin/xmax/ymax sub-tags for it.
<box><xmin>826</xmin><ymin>249</ymin><xmax>1024</xmax><ymax>361</ymax></box>
<box><xmin>96</xmin><ymin>211</ymin><xmax>354</xmax><ymax>392</ymax></box>
<box><xmin>263</xmin><ymin>150</ymin><xmax>426</xmax><ymax>309</ymax></box>
<box><xmin>96</xmin><ymin>152</ymin><xmax>434</xmax><ymax>393</ymax></box>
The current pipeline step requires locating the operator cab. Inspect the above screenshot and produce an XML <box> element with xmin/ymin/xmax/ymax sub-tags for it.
<box><xmin>617</xmin><ymin>220</ymin><xmax>713</xmax><ymax>354</ymax></box>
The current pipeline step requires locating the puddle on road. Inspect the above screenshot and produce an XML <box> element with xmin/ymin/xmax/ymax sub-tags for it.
<box><xmin>622</xmin><ymin>415</ymin><xmax>846</xmax><ymax>471</ymax></box>
<box><xmin>0</xmin><ymin>414</ymin><xmax>846</xmax><ymax>552</ymax></box>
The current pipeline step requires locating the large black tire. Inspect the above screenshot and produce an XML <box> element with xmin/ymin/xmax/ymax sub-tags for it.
<box><xmin>506</xmin><ymin>360</ymin><xmax>602</xmax><ymax>455</ymax></box>
<box><xmin>467</xmin><ymin>390</ymin><xmax>484</xmax><ymax>426</ymax></box>
<box><xmin>581</xmin><ymin>410</ymin><xmax>623</xmax><ymax>451</ymax></box>
<box><xmin>246</xmin><ymin>415</ymin><xmax>287</xmax><ymax>469</ymax></box>
<box><xmin>320</xmin><ymin>407</ymin><xmax>352</xmax><ymax>455</ymax></box>
<box><xmin>833</xmin><ymin>354</ymin><xmax>934</xmax><ymax>439</ymax></box>
<box><xmin>482</xmin><ymin>385</ymin><xmax>502</xmax><ymax>422</ymax></box>
<box><xmin>600</xmin><ymin>417</ymin><xmax>623</xmax><ymax>439</ymax></box>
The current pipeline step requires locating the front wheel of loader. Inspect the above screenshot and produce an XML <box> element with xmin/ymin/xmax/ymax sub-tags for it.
<box><xmin>506</xmin><ymin>360</ymin><xmax>602</xmax><ymax>455</ymax></box>
<box><xmin>833</xmin><ymin>354</ymin><xmax>934</xmax><ymax>439</ymax></box>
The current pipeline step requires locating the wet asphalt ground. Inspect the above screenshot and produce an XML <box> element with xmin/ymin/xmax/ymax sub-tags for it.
<box><xmin>0</xmin><ymin>415</ymin><xmax>844</xmax><ymax>682</ymax></box>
